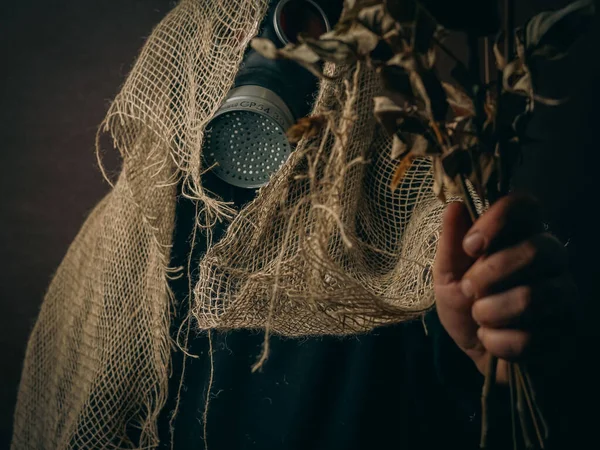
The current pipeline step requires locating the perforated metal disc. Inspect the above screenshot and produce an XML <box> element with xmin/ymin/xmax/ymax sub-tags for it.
<box><xmin>204</xmin><ymin>110</ymin><xmax>292</xmax><ymax>189</ymax></box>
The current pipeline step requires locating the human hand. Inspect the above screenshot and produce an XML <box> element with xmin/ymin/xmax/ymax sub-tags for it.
<box><xmin>433</xmin><ymin>195</ymin><xmax>575</xmax><ymax>383</ymax></box>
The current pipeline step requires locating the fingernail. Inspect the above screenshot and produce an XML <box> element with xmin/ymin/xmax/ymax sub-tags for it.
<box><xmin>463</xmin><ymin>231</ymin><xmax>485</xmax><ymax>255</ymax></box>
<box><xmin>477</xmin><ymin>327</ymin><xmax>485</xmax><ymax>340</ymax></box>
<box><xmin>461</xmin><ymin>279</ymin><xmax>475</xmax><ymax>299</ymax></box>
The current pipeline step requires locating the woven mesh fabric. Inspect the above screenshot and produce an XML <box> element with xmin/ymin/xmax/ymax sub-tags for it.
<box><xmin>12</xmin><ymin>1</ymin><xmax>444</xmax><ymax>448</ymax></box>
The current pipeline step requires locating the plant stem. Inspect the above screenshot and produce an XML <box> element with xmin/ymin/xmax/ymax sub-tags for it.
<box><xmin>524</xmin><ymin>367</ymin><xmax>549</xmax><ymax>440</ymax></box>
<box><xmin>498</xmin><ymin>0</ymin><xmax>515</xmax><ymax>196</ymax></box>
<box><xmin>504</xmin><ymin>0</ymin><xmax>515</xmax><ymax>66</ymax></box>
<box><xmin>516</xmin><ymin>365</ymin><xmax>545</xmax><ymax>448</ymax></box>
<box><xmin>516</xmin><ymin>370</ymin><xmax>533</xmax><ymax>449</ymax></box>
<box><xmin>509</xmin><ymin>364</ymin><xmax>518</xmax><ymax>450</ymax></box>
<box><xmin>484</xmin><ymin>37</ymin><xmax>491</xmax><ymax>86</ymax></box>
<box><xmin>480</xmin><ymin>355</ymin><xmax>498</xmax><ymax>448</ymax></box>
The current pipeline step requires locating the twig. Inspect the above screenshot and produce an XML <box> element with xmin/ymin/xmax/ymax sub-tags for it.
<box><xmin>508</xmin><ymin>363</ymin><xmax>518</xmax><ymax>450</ymax></box>
<box><xmin>504</xmin><ymin>0</ymin><xmax>515</xmax><ymax>66</ymax></box>
<box><xmin>524</xmin><ymin>367</ymin><xmax>549</xmax><ymax>440</ymax></box>
<box><xmin>516</xmin><ymin>365</ymin><xmax>545</xmax><ymax>448</ymax></box>
<box><xmin>498</xmin><ymin>0</ymin><xmax>515</xmax><ymax>196</ymax></box>
<box><xmin>480</xmin><ymin>355</ymin><xmax>498</xmax><ymax>448</ymax></box>
<box><xmin>516</xmin><ymin>369</ymin><xmax>534</xmax><ymax>449</ymax></box>
<box><xmin>484</xmin><ymin>37</ymin><xmax>491</xmax><ymax>86</ymax></box>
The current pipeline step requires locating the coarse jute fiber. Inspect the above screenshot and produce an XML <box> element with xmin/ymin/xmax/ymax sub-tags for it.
<box><xmin>12</xmin><ymin>1</ymin><xmax>444</xmax><ymax>448</ymax></box>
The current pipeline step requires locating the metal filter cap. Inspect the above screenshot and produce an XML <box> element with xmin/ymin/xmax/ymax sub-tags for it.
<box><xmin>203</xmin><ymin>85</ymin><xmax>295</xmax><ymax>189</ymax></box>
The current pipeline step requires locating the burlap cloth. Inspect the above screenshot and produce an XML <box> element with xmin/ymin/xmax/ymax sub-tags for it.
<box><xmin>12</xmin><ymin>1</ymin><xmax>443</xmax><ymax>448</ymax></box>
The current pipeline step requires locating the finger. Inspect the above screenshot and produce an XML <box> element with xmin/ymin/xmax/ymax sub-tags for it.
<box><xmin>462</xmin><ymin>194</ymin><xmax>543</xmax><ymax>258</ymax></box>
<box><xmin>472</xmin><ymin>275</ymin><xmax>575</xmax><ymax>329</ymax></box>
<box><xmin>433</xmin><ymin>202</ymin><xmax>474</xmax><ymax>286</ymax></box>
<box><xmin>477</xmin><ymin>327</ymin><xmax>531</xmax><ymax>361</ymax></box>
<box><xmin>434</xmin><ymin>203</ymin><xmax>481</xmax><ymax>356</ymax></box>
<box><xmin>461</xmin><ymin>232</ymin><xmax>567</xmax><ymax>300</ymax></box>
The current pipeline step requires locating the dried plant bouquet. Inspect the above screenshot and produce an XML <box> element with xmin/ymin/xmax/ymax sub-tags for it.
<box><xmin>251</xmin><ymin>0</ymin><xmax>596</xmax><ymax>448</ymax></box>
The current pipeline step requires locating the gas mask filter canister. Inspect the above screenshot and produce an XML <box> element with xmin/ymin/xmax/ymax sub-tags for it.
<box><xmin>203</xmin><ymin>0</ymin><xmax>332</xmax><ymax>189</ymax></box>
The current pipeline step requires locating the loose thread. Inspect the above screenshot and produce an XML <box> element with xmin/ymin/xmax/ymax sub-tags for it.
<box><xmin>203</xmin><ymin>330</ymin><xmax>215</xmax><ymax>450</ymax></box>
<box><xmin>94</xmin><ymin>120</ymin><xmax>116</xmax><ymax>188</ymax></box>
<box><xmin>251</xmin><ymin>200</ymin><xmax>305</xmax><ymax>373</ymax></box>
<box><xmin>170</xmin><ymin>201</ymin><xmax>202</xmax><ymax>450</ymax></box>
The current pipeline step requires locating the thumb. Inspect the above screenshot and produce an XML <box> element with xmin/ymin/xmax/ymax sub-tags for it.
<box><xmin>433</xmin><ymin>201</ymin><xmax>474</xmax><ymax>286</ymax></box>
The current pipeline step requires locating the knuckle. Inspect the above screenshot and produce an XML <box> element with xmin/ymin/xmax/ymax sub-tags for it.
<box><xmin>513</xmin><ymin>286</ymin><xmax>532</xmax><ymax>315</ymax></box>
<box><xmin>517</xmin><ymin>240</ymin><xmax>537</xmax><ymax>265</ymax></box>
<box><xmin>482</xmin><ymin>253</ymin><xmax>504</xmax><ymax>276</ymax></box>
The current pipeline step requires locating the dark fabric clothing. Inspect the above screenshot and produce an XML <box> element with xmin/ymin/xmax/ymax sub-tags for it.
<box><xmin>156</xmin><ymin>172</ymin><xmax>520</xmax><ymax>450</ymax></box>
<box><xmin>154</xmin><ymin>7</ymin><xmax>600</xmax><ymax>449</ymax></box>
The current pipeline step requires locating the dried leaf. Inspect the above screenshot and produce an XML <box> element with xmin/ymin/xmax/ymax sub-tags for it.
<box><xmin>342</xmin><ymin>24</ymin><xmax>381</xmax><ymax>56</ymax></box>
<box><xmin>407</xmin><ymin>134</ymin><xmax>431</xmax><ymax>157</ymax></box>
<box><xmin>443</xmin><ymin>173</ymin><xmax>463</xmax><ymax>196</ymax></box>
<box><xmin>387</xmin><ymin>52</ymin><xmax>447</xmax><ymax>121</ymax></box>
<box><xmin>493</xmin><ymin>34</ymin><xmax>507</xmax><ymax>70</ymax></box>
<box><xmin>532</xmin><ymin>94</ymin><xmax>566</xmax><ymax>106</ymax></box>
<box><xmin>279</xmin><ymin>43</ymin><xmax>322</xmax><ymax>64</ymax></box>
<box><xmin>502</xmin><ymin>59</ymin><xmax>532</xmax><ymax>99</ymax></box>
<box><xmin>391</xmin><ymin>134</ymin><xmax>409</xmax><ymax>159</ymax></box>
<box><xmin>387</xmin><ymin>54</ymin><xmax>440</xmax><ymax>121</ymax></box>
<box><xmin>442</xmin><ymin>82</ymin><xmax>475</xmax><ymax>118</ymax></box>
<box><xmin>250</xmin><ymin>37</ymin><xmax>280</xmax><ymax>60</ymax></box>
<box><xmin>373</xmin><ymin>96</ymin><xmax>405</xmax><ymax>135</ymax></box>
<box><xmin>336</xmin><ymin>0</ymin><xmax>382</xmax><ymax>34</ymax></box>
<box><xmin>511</xmin><ymin>72</ymin><xmax>532</xmax><ymax>96</ymax></box>
<box><xmin>483</xmin><ymin>94</ymin><xmax>496</xmax><ymax>130</ymax></box>
<box><xmin>357</xmin><ymin>4</ymin><xmax>398</xmax><ymax>37</ymax></box>
<box><xmin>300</xmin><ymin>37</ymin><xmax>357</xmax><ymax>63</ymax></box>
<box><xmin>343</xmin><ymin>0</ymin><xmax>381</xmax><ymax>16</ymax></box>
<box><xmin>419</xmin><ymin>47</ymin><xmax>437</xmax><ymax>71</ymax></box>
<box><xmin>526</xmin><ymin>0</ymin><xmax>595</xmax><ymax>60</ymax></box>
<box><xmin>391</xmin><ymin>131</ymin><xmax>433</xmax><ymax>160</ymax></box>
<box><xmin>287</xmin><ymin>115</ymin><xmax>327</xmax><ymax>144</ymax></box>
<box><xmin>374</xmin><ymin>97</ymin><xmax>430</xmax><ymax>140</ymax></box>
<box><xmin>447</xmin><ymin>116</ymin><xmax>478</xmax><ymax>150</ymax></box>
<box><xmin>390</xmin><ymin>153</ymin><xmax>417</xmax><ymax>191</ymax></box>
<box><xmin>250</xmin><ymin>38</ymin><xmax>333</xmax><ymax>80</ymax></box>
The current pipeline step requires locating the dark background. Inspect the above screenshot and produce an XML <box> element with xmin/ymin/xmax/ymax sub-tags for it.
<box><xmin>0</xmin><ymin>0</ymin><xmax>597</xmax><ymax>448</ymax></box>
